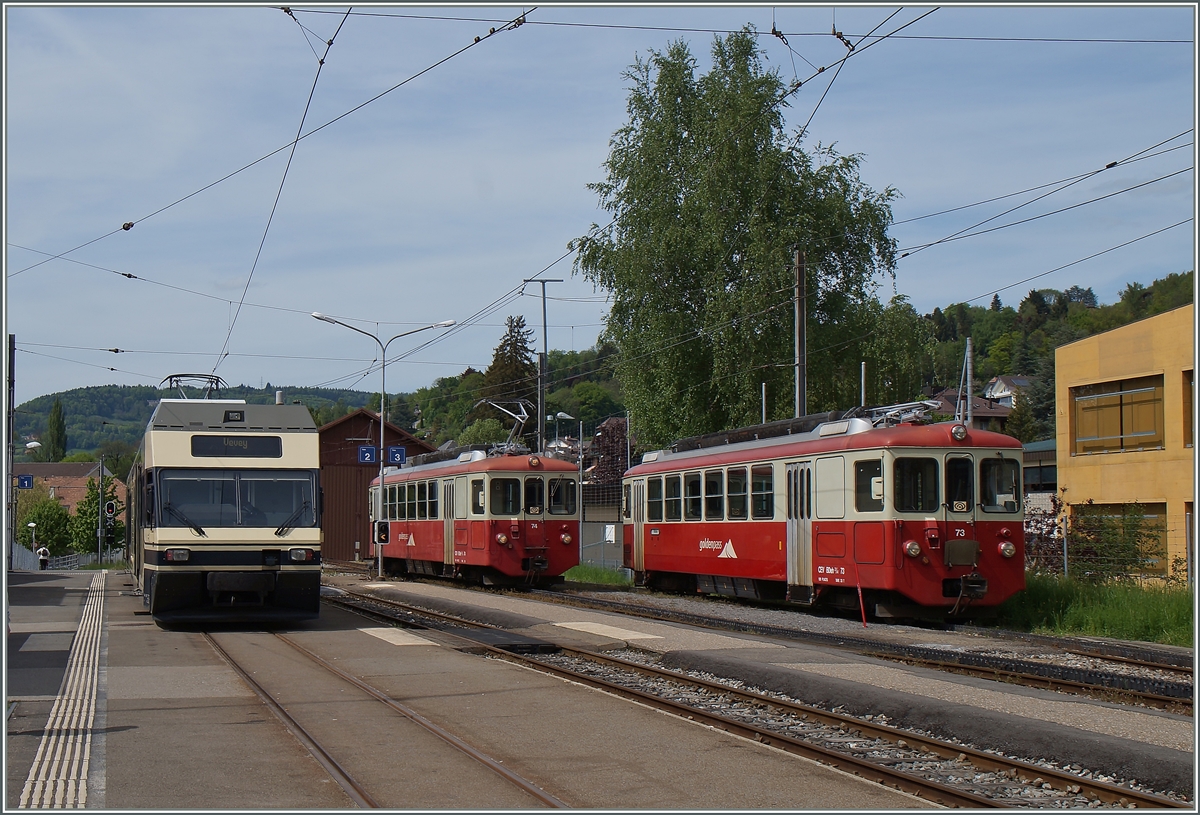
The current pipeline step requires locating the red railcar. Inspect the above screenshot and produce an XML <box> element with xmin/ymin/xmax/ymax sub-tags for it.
<box><xmin>369</xmin><ymin>449</ymin><xmax>580</xmax><ymax>586</ymax></box>
<box><xmin>621</xmin><ymin>405</ymin><xmax>1025</xmax><ymax>616</ymax></box>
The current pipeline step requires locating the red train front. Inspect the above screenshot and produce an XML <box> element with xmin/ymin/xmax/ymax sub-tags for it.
<box><xmin>621</xmin><ymin>405</ymin><xmax>1025</xmax><ymax>617</ymax></box>
<box><xmin>370</xmin><ymin>449</ymin><xmax>580</xmax><ymax>586</ymax></box>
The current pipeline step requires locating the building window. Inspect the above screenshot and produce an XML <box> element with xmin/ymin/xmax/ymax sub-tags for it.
<box><xmin>1184</xmin><ymin>370</ymin><xmax>1194</xmax><ymax>448</ymax></box>
<box><xmin>1072</xmin><ymin>375</ymin><xmax>1164</xmax><ymax>455</ymax></box>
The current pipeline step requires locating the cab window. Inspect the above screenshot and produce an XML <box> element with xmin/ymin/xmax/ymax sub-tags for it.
<box><xmin>894</xmin><ymin>457</ymin><xmax>938</xmax><ymax>513</ymax></box>
<box><xmin>981</xmin><ymin>458</ymin><xmax>1021</xmax><ymax>513</ymax></box>
<box><xmin>470</xmin><ymin>479</ymin><xmax>485</xmax><ymax>515</ymax></box>
<box><xmin>854</xmin><ymin>460</ymin><xmax>883</xmax><ymax>512</ymax></box>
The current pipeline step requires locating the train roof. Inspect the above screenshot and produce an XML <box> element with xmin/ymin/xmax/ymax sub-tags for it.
<box><xmin>372</xmin><ymin>449</ymin><xmax>579</xmax><ymax>485</ymax></box>
<box><xmin>147</xmin><ymin>399</ymin><xmax>317</xmax><ymax>433</ymax></box>
<box><xmin>627</xmin><ymin>419</ymin><xmax>1022</xmax><ymax>476</ymax></box>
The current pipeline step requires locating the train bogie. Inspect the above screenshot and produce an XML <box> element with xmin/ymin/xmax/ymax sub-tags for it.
<box><xmin>622</xmin><ymin>407</ymin><xmax>1026</xmax><ymax>618</ymax></box>
<box><xmin>371</xmin><ymin>450</ymin><xmax>581</xmax><ymax>587</ymax></box>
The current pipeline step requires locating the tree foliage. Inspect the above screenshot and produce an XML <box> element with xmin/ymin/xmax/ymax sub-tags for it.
<box><xmin>15</xmin><ymin>482</ymin><xmax>73</xmax><ymax>555</ymax></box>
<box><xmin>43</xmin><ymin>398</ymin><xmax>67</xmax><ymax>461</ymax></box>
<box><xmin>68</xmin><ymin>477</ymin><xmax>125</xmax><ymax>556</ymax></box>
<box><xmin>572</xmin><ymin>30</ymin><xmax>898</xmax><ymax>447</ymax></box>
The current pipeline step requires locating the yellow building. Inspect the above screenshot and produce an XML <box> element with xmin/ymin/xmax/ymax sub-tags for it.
<box><xmin>1055</xmin><ymin>303</ymin><xmax>1195</xmax><ymax>576</ymax></box>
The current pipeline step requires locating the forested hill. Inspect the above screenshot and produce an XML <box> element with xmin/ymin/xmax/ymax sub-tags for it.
<box><xmin>12</xmin><ymin>269</ymin><xmax>1193</xmax><ymax>460</ymax></box>
<box><xmin>13</xmin><ymin>384</ymin><xmax>376</xmax><ymax>456</ymax></box>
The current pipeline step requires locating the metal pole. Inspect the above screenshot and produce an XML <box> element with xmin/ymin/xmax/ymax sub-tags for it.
<box><xmin>861</xmin><ymin>361</ymin><xmax>866</xmax><ymax>407</ymax></box>
<box><xmin>761</xmin><ymin>382</ymin><xmax>766</xmax><ymax>424</ymax></box>
<box><xmin>378</xmin><ymin>337</ymin><xmax>386</xmax><ymax>580</ymax></box>
<box><xmin>965</xmin><ymin>337</ymin><xmax>974</xmax><ymax>427</ymax></box>
<box><xmin>794</xmin><ymin>250</ymin><xmax>804</xmax><ymax>418</ymax></box>
<box><xmin>523</xmin><ymin>279</ymin><xmax>562</xmax><ymax>453</ymax></box>
<box><xmin>97</xmin><ymin>454</ymin><xmax>104</xmax><ymax>567</ymax></box>
<box><xmin>7</xmin><ymin>333</ymin><xmax>15</xmax><ymax>570</ymax></box>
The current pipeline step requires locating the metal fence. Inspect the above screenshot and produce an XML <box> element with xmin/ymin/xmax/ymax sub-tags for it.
<box><xmin>8</xmin><ymin>543</ymin><xmax>124</xmax><ymax>572</ymax></box>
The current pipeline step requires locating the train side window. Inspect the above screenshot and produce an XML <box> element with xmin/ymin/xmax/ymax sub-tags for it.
<box><xmin>751</xmin><ymin>465</ymin><xmax>774</xmax><ymax>519</ymax></box>
<box><xmin>417</xmin><ymin>481</ymin><xmax>428</xmax><ymax>520</ymax></box>
<box><xmin>386</xmin><ymin>484</ymin><xmax>397</xmax><ymax>520</ymax></box>
<box><xmin>683</xmin><ymin>472</ymin><xmax>702</xmax><ymax>520</ymax></box>
<box><xmin>427</xmin><ymin>480</ymin><xmax>439</xmax><ymax>519</ymax></box>
<box><xmin>946</xmin><ymin>458</ymin><xmax>973</xmax><ymax>513</ymax></box>
<box><xmin>854</xmin><ymin>460</ymin><xmax>884</xmax><ymax>512</ymax></box>
<box><xmin>980</xmin><ymin>458</ymin><xmax>1021</xmax><ymax>513</ymax></box>
<box><xmin>894</xmin><ymin>457</ymin><xmax>939</xmax><ymax>513</ymax></box>
<box><xmin>549</xmin><ymin>478</ymin><xmax>577</xmax><ymax>515</ymax></box>
<box><xmin>704</xmin><ymin>470</ymin><xmax>724</xmax><ymax>520</ymax></box>
<box><xmin>647</xmin><ymin>477</ymin><xmax>664</xmax><ymax>522</ymax></box>
<box><xmin>525</xmin><ymin>477</ymin><xmax>544</xmax><ymax>515</ymax></box>
<box><xmin>406</xmin><ymin>483</ymin><xmax>417</xmax><ymax>520</ymax></box>
<box><xmin>726</xmin><ymin>469</ymin><xmax>747</xmax><ymax>519</ymax></box>
<box><xmin>491</xmin><ymin>477</ymin><xmax>521</xmax><ymax>516</ymax></box>
<box><xmin>470</xmin><ymin>479</ymin><xmax>485</xmax><ymax>515</ymax></box>
<box><xmin>665</xmin><ymin>475</ymin><xmax>682</xmax><ymax>521</ymax></box>
<box><xmin>144</xmin><ymin>471</ymin><xmax>156</xmax><ymax>526</ymax></box>
<box><xmin>623</xmin><ymin>484</ymin><xmax>632</xmax><ymax>519</ymax></box>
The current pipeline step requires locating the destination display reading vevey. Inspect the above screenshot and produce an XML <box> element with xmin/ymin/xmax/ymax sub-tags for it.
<box><xmin>191</xmin><ymin>435</ymin><xmax>283</xmax><ymax>457</ymax></box>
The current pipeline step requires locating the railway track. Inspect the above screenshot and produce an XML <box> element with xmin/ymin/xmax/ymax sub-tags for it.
<box><xmin>203</xmin><ymin>630</ymin><xmax>567</xmax><ymax>809</ymax></box>
<box><xmin>512</xmin><ymin>585</ymin><xmax>1193</xmax><ymax>712</ymax></box>
<box><xmin>323</xmin><ymin>586</ymin><xmax>1190</xmax><ymax>809</ymax></box>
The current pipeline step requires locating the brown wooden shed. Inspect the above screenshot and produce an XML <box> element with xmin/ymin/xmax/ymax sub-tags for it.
<box><xmin>317</xmin><ymin>408</ymin><xmax>436</xmax><ymax>562</ymax></box>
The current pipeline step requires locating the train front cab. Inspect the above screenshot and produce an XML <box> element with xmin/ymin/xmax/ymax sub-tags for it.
<box><xmin>785</xmin><ymin>445</ymin><xmax>1025</xmax><ymax>616</ymax></box>
<box><xmin>135</xmin><ymin>463</ymin><xmax>322</xmax><ymax>622</ymax></box>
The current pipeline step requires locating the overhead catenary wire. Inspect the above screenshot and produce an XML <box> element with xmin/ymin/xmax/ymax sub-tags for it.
<box><xmin>210</xmin><ymin>7</ymin><xmax>354</xmax><ymax>377</ymax></box>
<box><xmin>9</xmin><ymin>8</ymin><xmax>534</xmax><ymax>279</ymax></box>
<box><xmin>897</xmin><ymin>130</ymin><xmax>1194</xmax><ymax>258</ymax></box>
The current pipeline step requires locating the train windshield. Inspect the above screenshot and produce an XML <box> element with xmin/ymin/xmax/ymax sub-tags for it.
<box><xmin>548</xmin><ymin>477</ymin><xmax>577</xmax><ymax>515</ymax></box>
<box><xmin>158</xmin><ymin>469</ymin><xmax>317</xmax><ymax>529</ymax></box>
<box><xmin>980</xmin><ymin>457</ymin><xmax>1021</xmax><ymax>513</ymax></box>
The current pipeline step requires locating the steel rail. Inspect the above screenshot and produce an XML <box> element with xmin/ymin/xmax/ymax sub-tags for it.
<box><xmin>326</xmin><ymin>586</ymin><xmax>1189</xmax><ymax>809</ymax></box>
<box><xmin>321</xmin><ymin>591</ymin><xmax>994</xmax><ymax>808</ymax></box>
<box><xmin>518</xmin><ymin>587</ymin><xmax>1193</xmax><ymax>707</ymax></box>
<box><xmin>272</xmin><ymin>632</ymin><xmax>569</xmax><ymax>809</ymax></box>
<box><xmin>547</xmin><ymin>646</ymin><xmax>1188</xmax><ymax>810</ymax></box>
<box><xmin>203</xmin><ymin>633</ymin><xmax>380</xmax><ymax>809</ymax></box>
<box><xmin>874</xmin><ymin>653</ymin><xmax>1193</xmax><ymax>713</ymax></box>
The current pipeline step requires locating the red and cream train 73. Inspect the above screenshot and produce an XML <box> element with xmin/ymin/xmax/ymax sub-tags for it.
<box><xmin>621</xmin><ymin>402</ymin><xmax>1025</xmax><ymax>617</ymax></box>
<box><xmin>369</xmin><ymin>448</ymin><xmax>581</xmax><ymax>586</ymax></box>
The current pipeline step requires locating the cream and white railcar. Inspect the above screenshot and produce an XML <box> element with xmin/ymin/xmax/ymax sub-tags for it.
<box><xmin>129</xmin><ymin>399</ymin><xmax>322</xmax><ymax>622</ymax></box>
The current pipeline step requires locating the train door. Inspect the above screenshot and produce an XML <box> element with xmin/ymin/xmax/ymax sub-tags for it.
<box><xmin>630</xmin><ymin>479</ymin><xmax>645</xmax><ymax>572</ymax></box>
<box><xmin>943</xmin><ymin>453</ymin><xmax>980</xmax><ymax>569</ymax></box>
<box><xmin>443</xmin><ymin>480</ymin><xmax>455</xmax><ymax>567</ymax></box>
<box><xmin>785</xmin><ymin>462</ymin><xmax>814</xmax><ymax>603</ymax></box>
<box><xmin>524</xmin><ymin>476</ymin><xmax>546</xmax><ymax>548</ymax></box>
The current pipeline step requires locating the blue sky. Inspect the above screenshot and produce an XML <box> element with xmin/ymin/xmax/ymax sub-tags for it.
<box><xmin>4</xmin><ymin>4</ymin><xmax>1195</xmax><ymax>406</ymax></box>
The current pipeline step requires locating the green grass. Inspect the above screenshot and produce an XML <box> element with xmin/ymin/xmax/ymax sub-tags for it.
<box><xmin>996</xmin><ymin>572</ymin><xmax>1194</xmax><ymax>647</ymax></box>
<box><xmin>80</xmin><ymin>560</ymin><xmax>128</xmax><ymax>571</ymax></box>
<box><xmin>563</xmin><ymin>563</ymin><xmax>634</xmax><ymax>587</ymax></box>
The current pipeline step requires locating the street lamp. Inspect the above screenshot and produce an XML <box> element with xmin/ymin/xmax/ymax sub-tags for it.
<box><xmin>27</xmin><ymin>522</ymin><xmax>37</xmax><ymax>562</ymax></box>
<box><xmin>312</xmin><ymin>313</ymin><xmax>455</xmax><ymax>579</ymax></box>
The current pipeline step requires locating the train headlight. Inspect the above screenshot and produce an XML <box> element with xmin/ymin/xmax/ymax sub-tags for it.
<box><xmin>998</xmin><ymin>541</ymin><xmax>1017</xmax><ymax>558</ymax></box>
<box><xmin>164</xmin><ymin>548</ymin><xmax>190</xmax><ymax>562</ymax></box>
<box><xmin>950</xmin><ymin>424</ymin><xmax>968</xmax><ymax>441</ymax></box>
<box><xmin>903</xmin><ymin>541</ymin><xmax>922</xmax><ymax>558</ymax></box>
<box><xmin>528</xmin><ymin>456</ymin><xmax>541</xmax><ymax>467</ymax></box>
<box><xmin>289</xmin><ymin>548</ymin><xmax>314</xmax><ymax>562</ymax></box>
<box><xmin>496</xmin><ymin>533</ymin><xmax>509</xmax><ymax>545</ymax></box>
<box><xmin>560</xmin><ymin>532</ymin><xmax>572</xmax><ymax>545</ymax></box>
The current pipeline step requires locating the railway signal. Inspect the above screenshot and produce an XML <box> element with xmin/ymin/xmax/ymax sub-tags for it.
<box><xmin>375</xmin><ymin>520</ymin><xmax>389</xmax><ymax>544</ymax></box>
